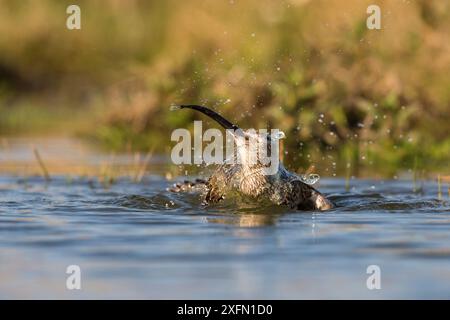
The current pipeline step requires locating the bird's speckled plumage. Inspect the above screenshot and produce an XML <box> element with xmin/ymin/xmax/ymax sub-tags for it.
<box><xmin>170</xmin><ymin>105</ymin><xmax>334</xmax><ymax>211</ymax></box>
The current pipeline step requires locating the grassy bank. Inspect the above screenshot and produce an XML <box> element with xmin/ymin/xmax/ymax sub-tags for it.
<box><xmin>0</xmin><ymin>0</ymin><xmax>449</xmax><ymax>177</ymax></box>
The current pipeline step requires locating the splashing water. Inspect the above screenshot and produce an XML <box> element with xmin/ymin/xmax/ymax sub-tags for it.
<box><xmin>299</xmin><ymin>173</ymin><xmax>320</xmax><ymax>185</ymax></box>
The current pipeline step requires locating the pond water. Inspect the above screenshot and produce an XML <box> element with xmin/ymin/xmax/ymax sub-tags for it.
<box><xmin>0</xmin><ymin>138</ymin><xmax>449</xmax><ymax>299</ymax></box>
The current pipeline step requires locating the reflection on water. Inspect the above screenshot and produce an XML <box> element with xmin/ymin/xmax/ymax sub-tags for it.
<box><xmin>207</xmin><ymin>214</ymin><xmax>279</xmax><ymax>227</ymax></box>
<box><xmin>0</xmin><ymin>138</ymin><xmax>450</xmax><ymax>299</ymax></box>
<box><xmin>0</xmin><ymin>174</ymin><xmax>449</xmax><ymax>299</ymax></box>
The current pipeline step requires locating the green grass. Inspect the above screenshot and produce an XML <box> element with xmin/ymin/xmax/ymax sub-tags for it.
<box><xmin>0</xmin><ymin>0</ymin><xmax>449</xmax><ymax>177</ymax></box>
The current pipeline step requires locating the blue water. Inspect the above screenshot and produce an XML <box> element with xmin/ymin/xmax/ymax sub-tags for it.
<box><xmin>0</xmin><ymin>172</ymin><xmax>449</xmax><ymax>299</ymax></box>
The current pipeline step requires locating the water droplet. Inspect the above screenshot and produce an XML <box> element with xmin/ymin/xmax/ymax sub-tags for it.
<box><xmin>299</xmin><ymin>173</ymin><xmax>320</xmax><ymax>185</ymax></box>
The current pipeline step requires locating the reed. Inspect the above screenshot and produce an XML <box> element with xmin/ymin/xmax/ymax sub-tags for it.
<box><xmin>413</xmin><ymin>155</ymin><xmax>418</xmax><ymax>193</ymax></box>
<box><xmin>345</xmin><ymin>147</ymin><xmax>352</xmax><ymax>192</ymax></box>
<box><xmin>437</xmin><ymin>174</ymin><xmax>442</xmax><ymax>200</ymax></box>
<box><xmin>99</xmin><ymin>153</ymin><xmax>117</xmax><ymax>188</ymax></box>
<box><xmin>33</xmin><ymin>147</ymin><xmax>51</xmax><ymax>182</ymax></box>
<box><xmin>134</xmin><ymin>148</ymin><xmax>154</xmax><ymax>183</ymax></box>
<box><xmin>131</xmin><ymin>152</ymin><xmax>140</xmax><ymax>181</ymax></box>
<box><xmin>440</xmin><ymin>175</ymin><xmax>450</xmax><ymax>198</ymax></box>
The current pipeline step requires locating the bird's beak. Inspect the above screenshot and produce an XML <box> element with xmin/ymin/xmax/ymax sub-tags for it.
<box><xmin>171</xmin><ymin>105</ymin><xmax>241</xmax><ymax>131</ymax></box>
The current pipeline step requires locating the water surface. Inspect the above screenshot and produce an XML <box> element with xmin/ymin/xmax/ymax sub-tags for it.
<box><xmin>0</xmin><ymin>138</ymin><xmax>449</xmax><ymax>299</ymax></box>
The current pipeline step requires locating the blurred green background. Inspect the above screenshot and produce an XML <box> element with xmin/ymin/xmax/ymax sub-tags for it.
<box><xmin>0</xmin><ymin>0</ymin><xmax>449</xmax><ymax>177</ymax></box>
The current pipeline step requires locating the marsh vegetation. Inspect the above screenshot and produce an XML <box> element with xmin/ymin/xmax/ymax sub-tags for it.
<box><xmin>0</xmin><ymin>0</ymin><xmax>448</xmax><ymax>178</ymax></box>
